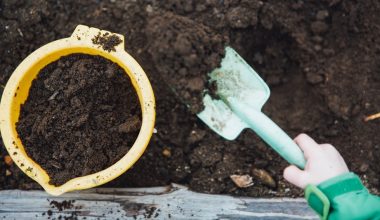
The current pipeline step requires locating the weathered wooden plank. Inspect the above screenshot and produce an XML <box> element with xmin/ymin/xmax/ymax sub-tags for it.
<box><xmin>0</xmin><ymin>184</ymin><xmax>318</xmax><ymax>219</ymax></box>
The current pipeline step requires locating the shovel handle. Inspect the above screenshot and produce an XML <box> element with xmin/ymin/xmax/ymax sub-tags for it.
<box><xmin>230</xmin><ymin>100</ymin><xmax>306</xmax><ymax>169</ymax></box>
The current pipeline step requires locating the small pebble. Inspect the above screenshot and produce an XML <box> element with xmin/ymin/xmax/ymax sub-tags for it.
<box><xmin>6</xmin><ymin>169</ymin><xmax>12</xmax><ymax>176</ymax></box>
<box><xmin>4</xmin><ymin>155</ymin><xmax>13</xmax><ymax>166</ymax></box>
<box><xmin>146</xmin><ymin>5</ymin><xmax>153</xmax><ymax>13</ymax></box>
<box><xmin>316</xmin><ymin>10</ymin><xmax>329</xmax><ymax>20</ymax></box>
<box><xmin>359</xmin><ymin>163</ymin><xmax>369</xmax><ymax>173</ymax></box>
<box><xmin>162</xmin><ymin>148</ymin><xmax>171</xmax><ymax>157</ymax></box>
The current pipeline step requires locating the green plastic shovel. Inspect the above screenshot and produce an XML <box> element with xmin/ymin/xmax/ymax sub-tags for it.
<box><xmin>198</xmin><ymin>47</ymin><xmax>306</xmax><ymax>169</ymax></box>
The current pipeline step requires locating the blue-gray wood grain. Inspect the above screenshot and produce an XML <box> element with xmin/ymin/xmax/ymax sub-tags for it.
<box><xmin>0</xmin><ymin>184</ymin><xmax>318</xmax><ymax>220</ymax></box>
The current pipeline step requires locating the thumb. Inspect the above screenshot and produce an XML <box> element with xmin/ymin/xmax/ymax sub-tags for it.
<box><xmin>283</xmin><ymin>165</ymin><xmax>310</xmax><ymax>189</ymax></box>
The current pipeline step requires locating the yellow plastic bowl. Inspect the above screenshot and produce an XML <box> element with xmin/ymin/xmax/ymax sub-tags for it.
<box><xmin>0</xmin><ymin>25</ymin><xmax>155</xmax><ymax>195</ymax></box>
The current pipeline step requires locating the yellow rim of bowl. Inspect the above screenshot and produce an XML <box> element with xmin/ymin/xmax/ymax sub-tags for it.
<box><xmin>0</xmin><ymin>25</ymin><xmax>156</xmax><ymax>196</ymax></box>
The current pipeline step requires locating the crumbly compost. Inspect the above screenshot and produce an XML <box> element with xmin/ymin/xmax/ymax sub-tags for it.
<box><xmin>16</xmin><ymin>54</ymin><xmax>141</xmax><ymax>186</ymax></box>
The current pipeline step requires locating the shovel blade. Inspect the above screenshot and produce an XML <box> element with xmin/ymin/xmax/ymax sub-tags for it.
<box><xmin>197</xmin><ymin>47</ymin><xmax>270</xmax><ymax>140</ymax></box>
<box><xmin>197</xmin><ymin>94</ymin><xmax>248</xmax><ymax>140</ymax></box>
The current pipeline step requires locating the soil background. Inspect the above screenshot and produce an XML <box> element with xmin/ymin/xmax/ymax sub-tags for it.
<box><xmin>1</xmin><ymin>0</ymin><xmax>379</xmax><ymax>197</ymax></box>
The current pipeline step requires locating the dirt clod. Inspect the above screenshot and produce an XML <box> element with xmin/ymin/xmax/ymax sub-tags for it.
<box><xmin>50</xmin><ymin>200</ymin><xmax>74</xmax><ymax>211</ymax></box>
<box><xmin>146</xmin><ymin>12</ymin><xmax>226</xmax><ymax>114</ymax></box>
<box><xmin>92</xmin><ymin>32</ymin><xmax>122</xmax><ymax>52</ymax></box>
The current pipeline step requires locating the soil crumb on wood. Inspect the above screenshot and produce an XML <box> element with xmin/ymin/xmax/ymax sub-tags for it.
<box><xmin>45</xmin><ymin>199</ymin><xmax>79</xmax><ymax>219</ymax></box>
<box><xmin>16</xmin><ymin>54</ymin><xmax>141</xmax><ymax>186</ymax></box>
<box><xmin>50</xmin><ymin>200</ymin><xmax>74</xmax><ymax>211</ymax></box>
<box><xmin>92</xmin><ymin>32</ymin><xmax>122</xmax><ymax>52</ymax></box>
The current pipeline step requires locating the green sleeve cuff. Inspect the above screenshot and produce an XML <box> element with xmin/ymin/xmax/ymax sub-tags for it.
<box><xmin>305</xmin><ymin>172</ymin><xmax>365</xmax><ymax>220</ymax></box>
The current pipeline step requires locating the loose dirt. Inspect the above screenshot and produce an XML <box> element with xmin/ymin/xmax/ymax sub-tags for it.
<box><xmin>92</xmin><ymin>32</ymin><xmax>122</xmax><ymax>52</ymax></box>
<box><xmin>16</xmin><ymin>54</ymin><xmax>141</xmax><ymax>186</ymax></box>
<box><xmin>0</xmin><ymin>0</ymin><xmax>379</xmax><ymax>197</ymax></box>
<box><xmin>146</xmin><ymin>12</ymin><xmax>226</xmax><ymax>113</ymax></box>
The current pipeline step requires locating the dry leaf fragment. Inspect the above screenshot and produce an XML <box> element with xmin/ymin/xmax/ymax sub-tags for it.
<box><xmin>251</xmin><ymin>168</ymin><xmax>276</xmax><ymax>188</ymax></box>
<box><xmin>230</xmin><ymin>174</ymin><xmax>254</xmax><ymax>188</ymax></box>
<box><xmin>364</xmin><ymin>112</ymin><xmax>380</xmax><ymax>122</ymax></box>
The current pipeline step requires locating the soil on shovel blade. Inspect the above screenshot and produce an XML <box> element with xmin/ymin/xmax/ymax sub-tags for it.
<box><xmin>16</xmin><ymin>54</ymin><xmax>141</xmax><ymax>186</ymax></box>
<box><xmin>1</xmin><ymin>0</ymin><xmax>379</xmax><ymax>198</ymax></box>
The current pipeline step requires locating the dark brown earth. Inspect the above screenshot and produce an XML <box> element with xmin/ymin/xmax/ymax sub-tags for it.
<box><xmin>92</xmin><ymin>32</ymin><xmax>122</xmax><ymax>52</ymax></box>
<box><xmin>16</xmin><ymin>54</ymin><xmax>141</xmax><ymax>186</ymax></box>
<box><xmin>0</xmin><ymin>0</ymin><xmax>379</xmax><ymax>197</ymax></box>
<box><xmin>146</xmin><ymin>12</ymin><xmax>226</xmax><ymax>113</ymax></box>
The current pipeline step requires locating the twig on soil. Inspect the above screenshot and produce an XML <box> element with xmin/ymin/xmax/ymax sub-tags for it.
<box><xmin>364</xmin><ymin>112</ymin><xmax>380</xmax><ymax>122</ymax></box>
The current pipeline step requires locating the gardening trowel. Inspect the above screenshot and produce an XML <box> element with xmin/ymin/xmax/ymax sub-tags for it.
<box><xmin>197</xmin><ymin>47</ymin><xmax>306</xmax><ymax>169</ymax></box>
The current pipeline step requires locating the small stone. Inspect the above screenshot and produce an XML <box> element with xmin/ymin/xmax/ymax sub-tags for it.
<box><xmin>4</xmin><ymin>155</ymin><xmax>13</xmax><ymax>166</ymax></box>
<box><xmin>359</xmin><ymin>163</ymin><xmax>369</xmax><ymax>173</ymax></box>
<box><xmin>146</xmin><ymin>5</ymin><xmax>153</xmax><ymax>13</ymax></box>
<box><xmin>6</xmin><ymin>169</ymin><xmax>12</xmax><ymax>176</ymax></box>
<box><xmin>316</xmin><ymin>10</ymin><xmax>329</xmax><ymax>20</ymax></box>
<box><xmin>162</xmin><ymin>148</ymin><xmax>171</xmax><ymax>157</ymax></box>
<box><xmin>251</xmin><ymin>168</ymin><xmax>276</xmax><ymax>188</ymax></box>
<box><xmin>230</xmin><ymin>174</ymin><xmax>254</xmax><ymax>188</ymax></box>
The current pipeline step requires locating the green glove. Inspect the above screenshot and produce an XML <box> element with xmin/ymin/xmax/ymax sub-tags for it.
<box><xmin>305</xmin><ymin>172</ymin><xmax>380</xmax><ymax>220</ymax></box>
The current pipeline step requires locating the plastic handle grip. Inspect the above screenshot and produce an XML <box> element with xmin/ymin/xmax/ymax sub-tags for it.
<box><xmin>229</xmin><ymin>99</ymin><xmax>306</xmax><ymax>169</ymax></box>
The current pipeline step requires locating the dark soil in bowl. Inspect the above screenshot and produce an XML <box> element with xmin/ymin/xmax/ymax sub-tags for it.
<box><xmin>0</xmin><ymin>0</ymin><xmax>379</xmax><ymax>197</ymax></box>
<box><xmin>16</xmin><ymin>54</ymin><xmax>141</xmax><ymax>186</ymax></box>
